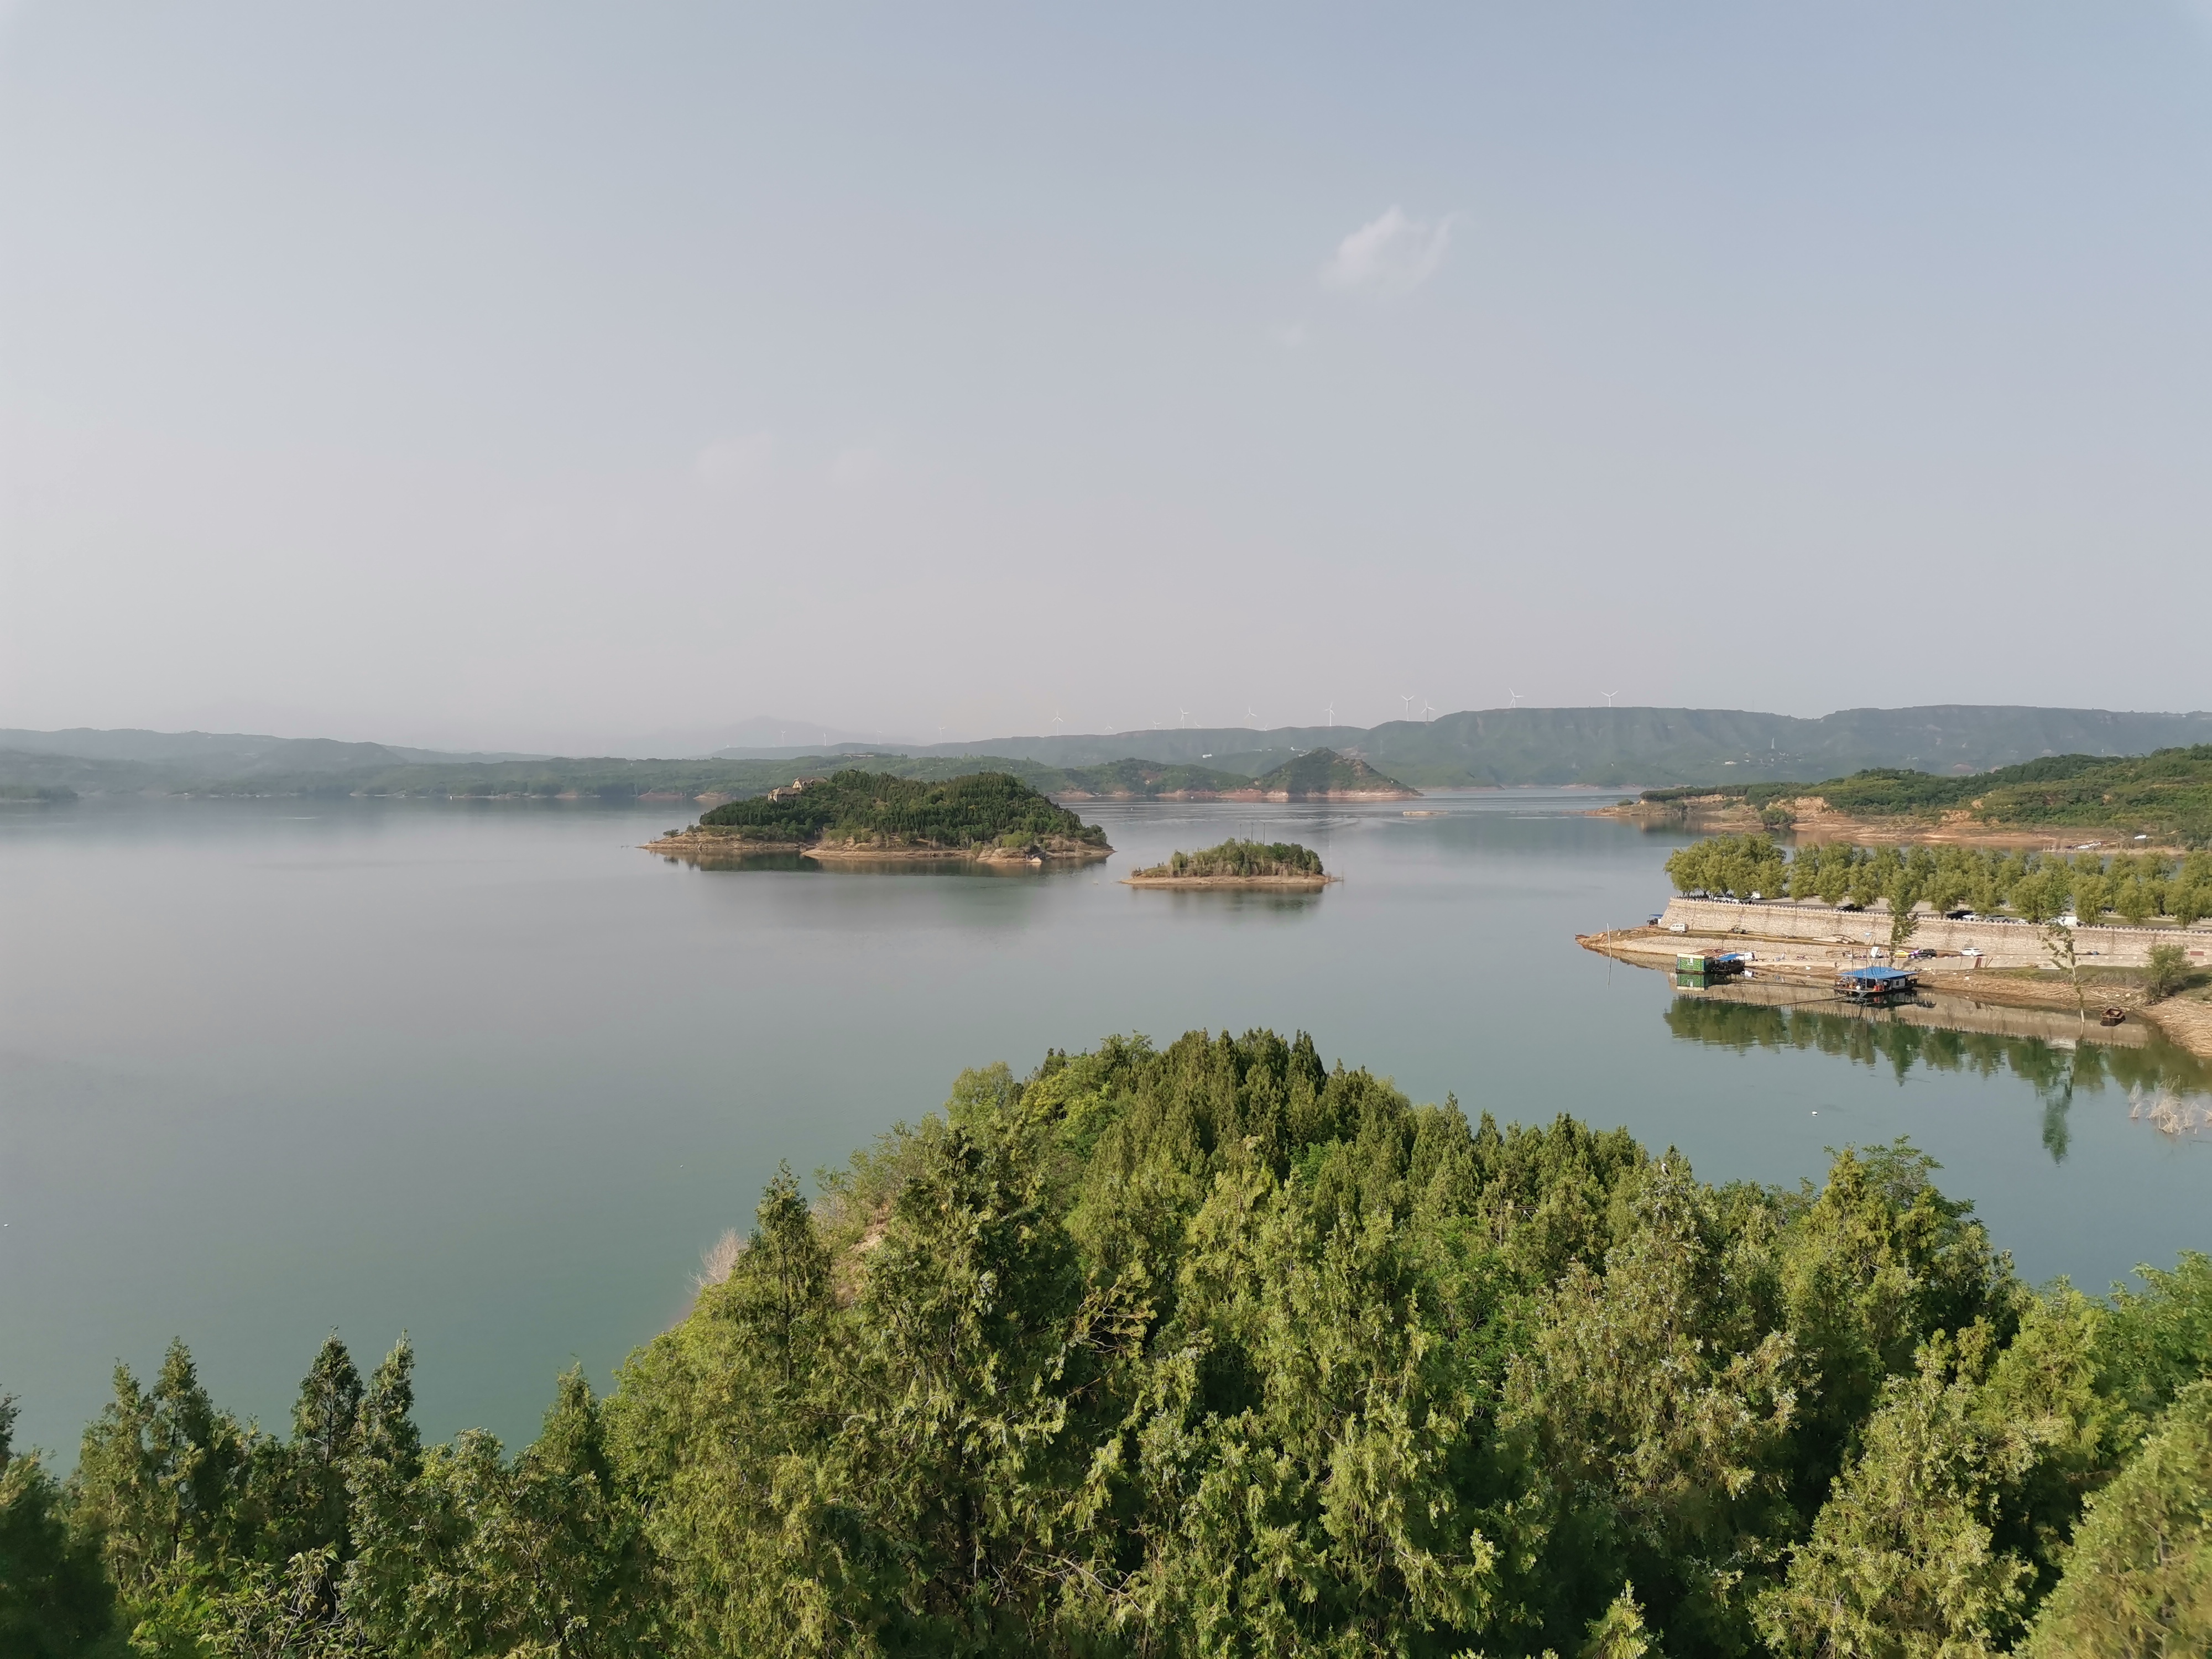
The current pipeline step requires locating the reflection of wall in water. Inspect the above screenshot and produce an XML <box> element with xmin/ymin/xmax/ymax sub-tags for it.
<box><xmin>1663</xmin><ymin>995</ymin><xmax>2212</xmax><ymax>1102</ymax></box>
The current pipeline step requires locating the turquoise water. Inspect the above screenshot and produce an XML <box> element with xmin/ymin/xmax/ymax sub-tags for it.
<box><xmin>3</xmin><ymin>792</ymin><xmax>2207</xmax><ymax>1458</ymax></box>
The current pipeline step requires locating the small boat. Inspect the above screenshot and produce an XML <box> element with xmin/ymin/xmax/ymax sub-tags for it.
<box><xmin>2101</xmin><ymin>1006</ymin><xmax>2127</xmax><ymax>1027</ymax></box>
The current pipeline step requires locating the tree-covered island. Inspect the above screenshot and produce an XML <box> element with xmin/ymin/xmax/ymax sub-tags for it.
<box><xmin>1125</xmin><ymin>837</ymin><xmax>1335</xmax><ymax>886</ymax></box>
<box><xmin>646</xmin><ymin>769</ymin><xmax>1112</xmax><ymax>864</ymax></box>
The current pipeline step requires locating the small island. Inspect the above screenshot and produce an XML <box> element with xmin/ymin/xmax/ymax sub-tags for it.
<box><xmin>1124</xmin><ymin>838</ymin><xmax>1337</xmax><ymax>888</ymax></box>
<box><xmin>645</xmin><ymin>769</ymin><xmax>1112</xmax><ymax>865</ymax></box>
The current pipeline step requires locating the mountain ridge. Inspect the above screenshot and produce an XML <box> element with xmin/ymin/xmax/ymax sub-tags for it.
<box><xmin>7</xmin><ymin>705</ymin><xmax>2209</xmax><ymax>795</ymax></box>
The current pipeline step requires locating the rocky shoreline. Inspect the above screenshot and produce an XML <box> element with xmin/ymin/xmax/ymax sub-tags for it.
<box><xmin>1121</xmin><ymin>873</ymin><xmax>1338</xmax><ymax>889</ymax></box>
<box><xmin>1590</xmin><ymin>796</ymin><xmax>2189</xmax><ymax>853</ymax></box>
<box><xmin>644</xmin><ymin>829</ymin><xmax>1112</xmax><ymax>867</ymax></box>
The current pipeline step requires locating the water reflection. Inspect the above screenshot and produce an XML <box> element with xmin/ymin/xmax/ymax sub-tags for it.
<box><xmin>653</xmin><ymin>849</ymin><xmax>1094</xmax><ymax>878</ymax></box>
<box><xmin>1663</xmin><ymin>994</ymin><xmax>2212</xmax><ymax>1164</ymax></box>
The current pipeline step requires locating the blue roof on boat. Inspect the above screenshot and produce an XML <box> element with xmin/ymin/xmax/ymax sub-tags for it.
<box><xmin>1840</xmin><ymin>966</ymin><xmax>1916</xmax><ymax>984</ymax></box>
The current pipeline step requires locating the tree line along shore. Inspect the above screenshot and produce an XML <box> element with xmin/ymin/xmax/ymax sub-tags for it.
<box><xmin>7</xmin><ymin>1027</ymin><xmax>2210</xmax><ymax>1657</ymax></box>
<box><xmin>1665</xmin><ymin>835</ymin><xmax>2212</xmax><ymax>930</ymax></box>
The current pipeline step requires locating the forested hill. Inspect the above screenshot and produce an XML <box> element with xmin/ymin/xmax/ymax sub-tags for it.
<box><xmin>1645</xmin><ymin>744</ymin><xmax>2212</xmax><ymax>844</ymax></box>
<box><xmin>1253</xmin><ymin>747</ymin><xmax>1418</xmax><ymax>797</ymax></box>
<box><xmin>9</xmin><ymin>707</ymin><xmax>2210</xmax><ymax>796</ymax></box>
<box><xmin>693</xmin><ymin>769</ymin><xmax>1107</xmax><ymax>850</ymax></box>
<box><xmin>779</xmin><ymin>705</ymin><xmax>2212</xmax><ymax>787</ymax></box>
<box><xmin>1045</xmin><ymin>758</ymin><xmax>1257</xmax><ymax>797</ymax></box>
<box><xmin>0</xmin><ymin>748</ymin><xmax>1230</xmax><ymax>804</ymax></box>
<box><xmin>0</xmin><ymin>728</ymin><xmax>531</xmax><ymax>772</ymax></box>
<box><xmin>15</xmin><ymin>1029</ymin><xmax>2210</xmax><ymax>1656</ymax></box>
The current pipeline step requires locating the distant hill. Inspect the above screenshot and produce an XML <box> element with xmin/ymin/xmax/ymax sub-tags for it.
<box><xmin>1648</xmin><ymin>744</ymin><xmax>2212</xmax><ymax>845</ymax></box>
<box><xmin>1049</xmin><ymin>760</ymin><xmax>1262</xmax><ymax>799</ymax></box>
<box><xmin>0</xmin><ymin>746</ymin><xmax>1067</xmax><ymax>802</ymax></box>
<box><xmin>786</xmin><ymin>706</ymin><xmax>2212</xmax><ymax>787</ymax></box>
<box><xmin>7</xmin><ymin>706</ymin><xmax>2208</xmax><ymax>798</ymax></box>
<box><xmin>1350</xmin><ymin>706</ymin><xmax>2212</xmax><ymax>788</ymax></box>
<box><xmin>1253</xmin><ymin>749</ymin><xmax>1417</xmax><ymax>800</ymax></box>
<box><xmin>0</xmin><ymin>728</ymin><xmax>535</xmax><ymax>773</ymax></box>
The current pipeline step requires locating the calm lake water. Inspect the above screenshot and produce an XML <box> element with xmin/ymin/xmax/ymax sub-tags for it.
<box><xmin>4</xmin><ymin>792</ymin><xmax>2208</xmax><ymax>1458</ymax></box>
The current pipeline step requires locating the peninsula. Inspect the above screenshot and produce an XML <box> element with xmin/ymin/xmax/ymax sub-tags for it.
<box><xmin>645</xmin><ymin>769</ymin><xmax>1112</xmax><ymax>865</ymax></box>
<box><xmin>1125</xmin><ymin>838</ymin><xmax>1336</xmax><ymax>888</ymax></box>
<box><xmin>1603</xmin><ymin>745</ymin><xmax>2212</xmax><ymax>849</ymax></box>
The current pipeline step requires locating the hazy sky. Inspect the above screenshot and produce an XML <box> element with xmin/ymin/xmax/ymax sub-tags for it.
<box><xmin>3</xmin><ymin>4</ymin><xmax>2209</xmax><ymax>752</ymax></box>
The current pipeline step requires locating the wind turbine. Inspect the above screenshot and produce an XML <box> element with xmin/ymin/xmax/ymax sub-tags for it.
<box><xmin>1323</xmin><ymin>702</ymin><xmax>1335</xmax><ymax>728</ymax></box>
<box><xmin>1401</xmin><ymin>693</ymin><xmax>1417</xmax><ymax>720</ymax></box>
<box><xmin>1507</xmin><ymin>689</ymin><xmax>1524</xmax><ymax>708</ymax></box>
<box><xmin>1601</xmin><ymin>691</ymin><xmax>1617</xmax><ymax>708</ymax></box>
<box><xmin>1246</xmin><ymin>704</ymin><xmax>1259</xmax><ymax>727</ymax></box>
<box><xmin>1177</xmin><ymin>707</ymin><xmax>1191</xmax><ymax>728</ymax></box>
<box><xmin>1421</xmin><ymin>698</ymin><xmax>1437</xmax><ymax>722</ymax></box>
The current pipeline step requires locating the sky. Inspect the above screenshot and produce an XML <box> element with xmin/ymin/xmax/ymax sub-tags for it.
<box><xmin>2</xmin><ymin>3</ymin><xmax>2209</xmax><ymax>753</ymax></box>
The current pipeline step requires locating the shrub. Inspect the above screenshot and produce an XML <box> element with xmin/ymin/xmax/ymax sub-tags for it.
<box><xmin>2145</xmin><ymin>941</ymin><xmax>2194</xmax><ymax>1003</ymax></box>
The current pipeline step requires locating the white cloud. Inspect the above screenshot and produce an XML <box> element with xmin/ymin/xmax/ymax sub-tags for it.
<box><xmin>693</xmin><ymin>431</ymin><xmax>776</xmax><ymax>489</ymax></box>
<box><xmin>1320</xmin><ymin>206</ymin><xmax>1453</xmax><ymax>298</ymax></box>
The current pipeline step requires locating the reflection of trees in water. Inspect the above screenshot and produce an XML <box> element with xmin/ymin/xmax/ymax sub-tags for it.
<box><xmin>1662</xmin><ymin>995</ymin><xmax>2212</xmax><ymax>1164</ymax></box>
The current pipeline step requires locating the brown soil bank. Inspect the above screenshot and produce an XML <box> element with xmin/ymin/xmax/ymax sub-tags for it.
<box><xmin>1122</xmin><ymin>873</ymin><xmax>1338</xmax><ymax>889</ymax></box>
<box><xmin>644</xmin><ymin>830</ymin><xmax>1110</xmax><ymax>867</ymax></box>
<box><xmin>1591</xmin><ymin>797</ymin><xmax>2152</xmax><ymax>850</ymax></box>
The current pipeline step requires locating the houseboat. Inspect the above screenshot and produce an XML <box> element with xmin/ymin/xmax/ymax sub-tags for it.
<box><xmin>1835</xmin><ymin>964</ymin><xmax>1919</xmax><ymax>1004</ymax></box>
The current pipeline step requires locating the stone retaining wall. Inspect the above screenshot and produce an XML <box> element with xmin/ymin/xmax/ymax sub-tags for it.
<box><xmin>1656</xmin><ymin>897</ymin><xmax>2212</xmax><ymax>970</ymax></box>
